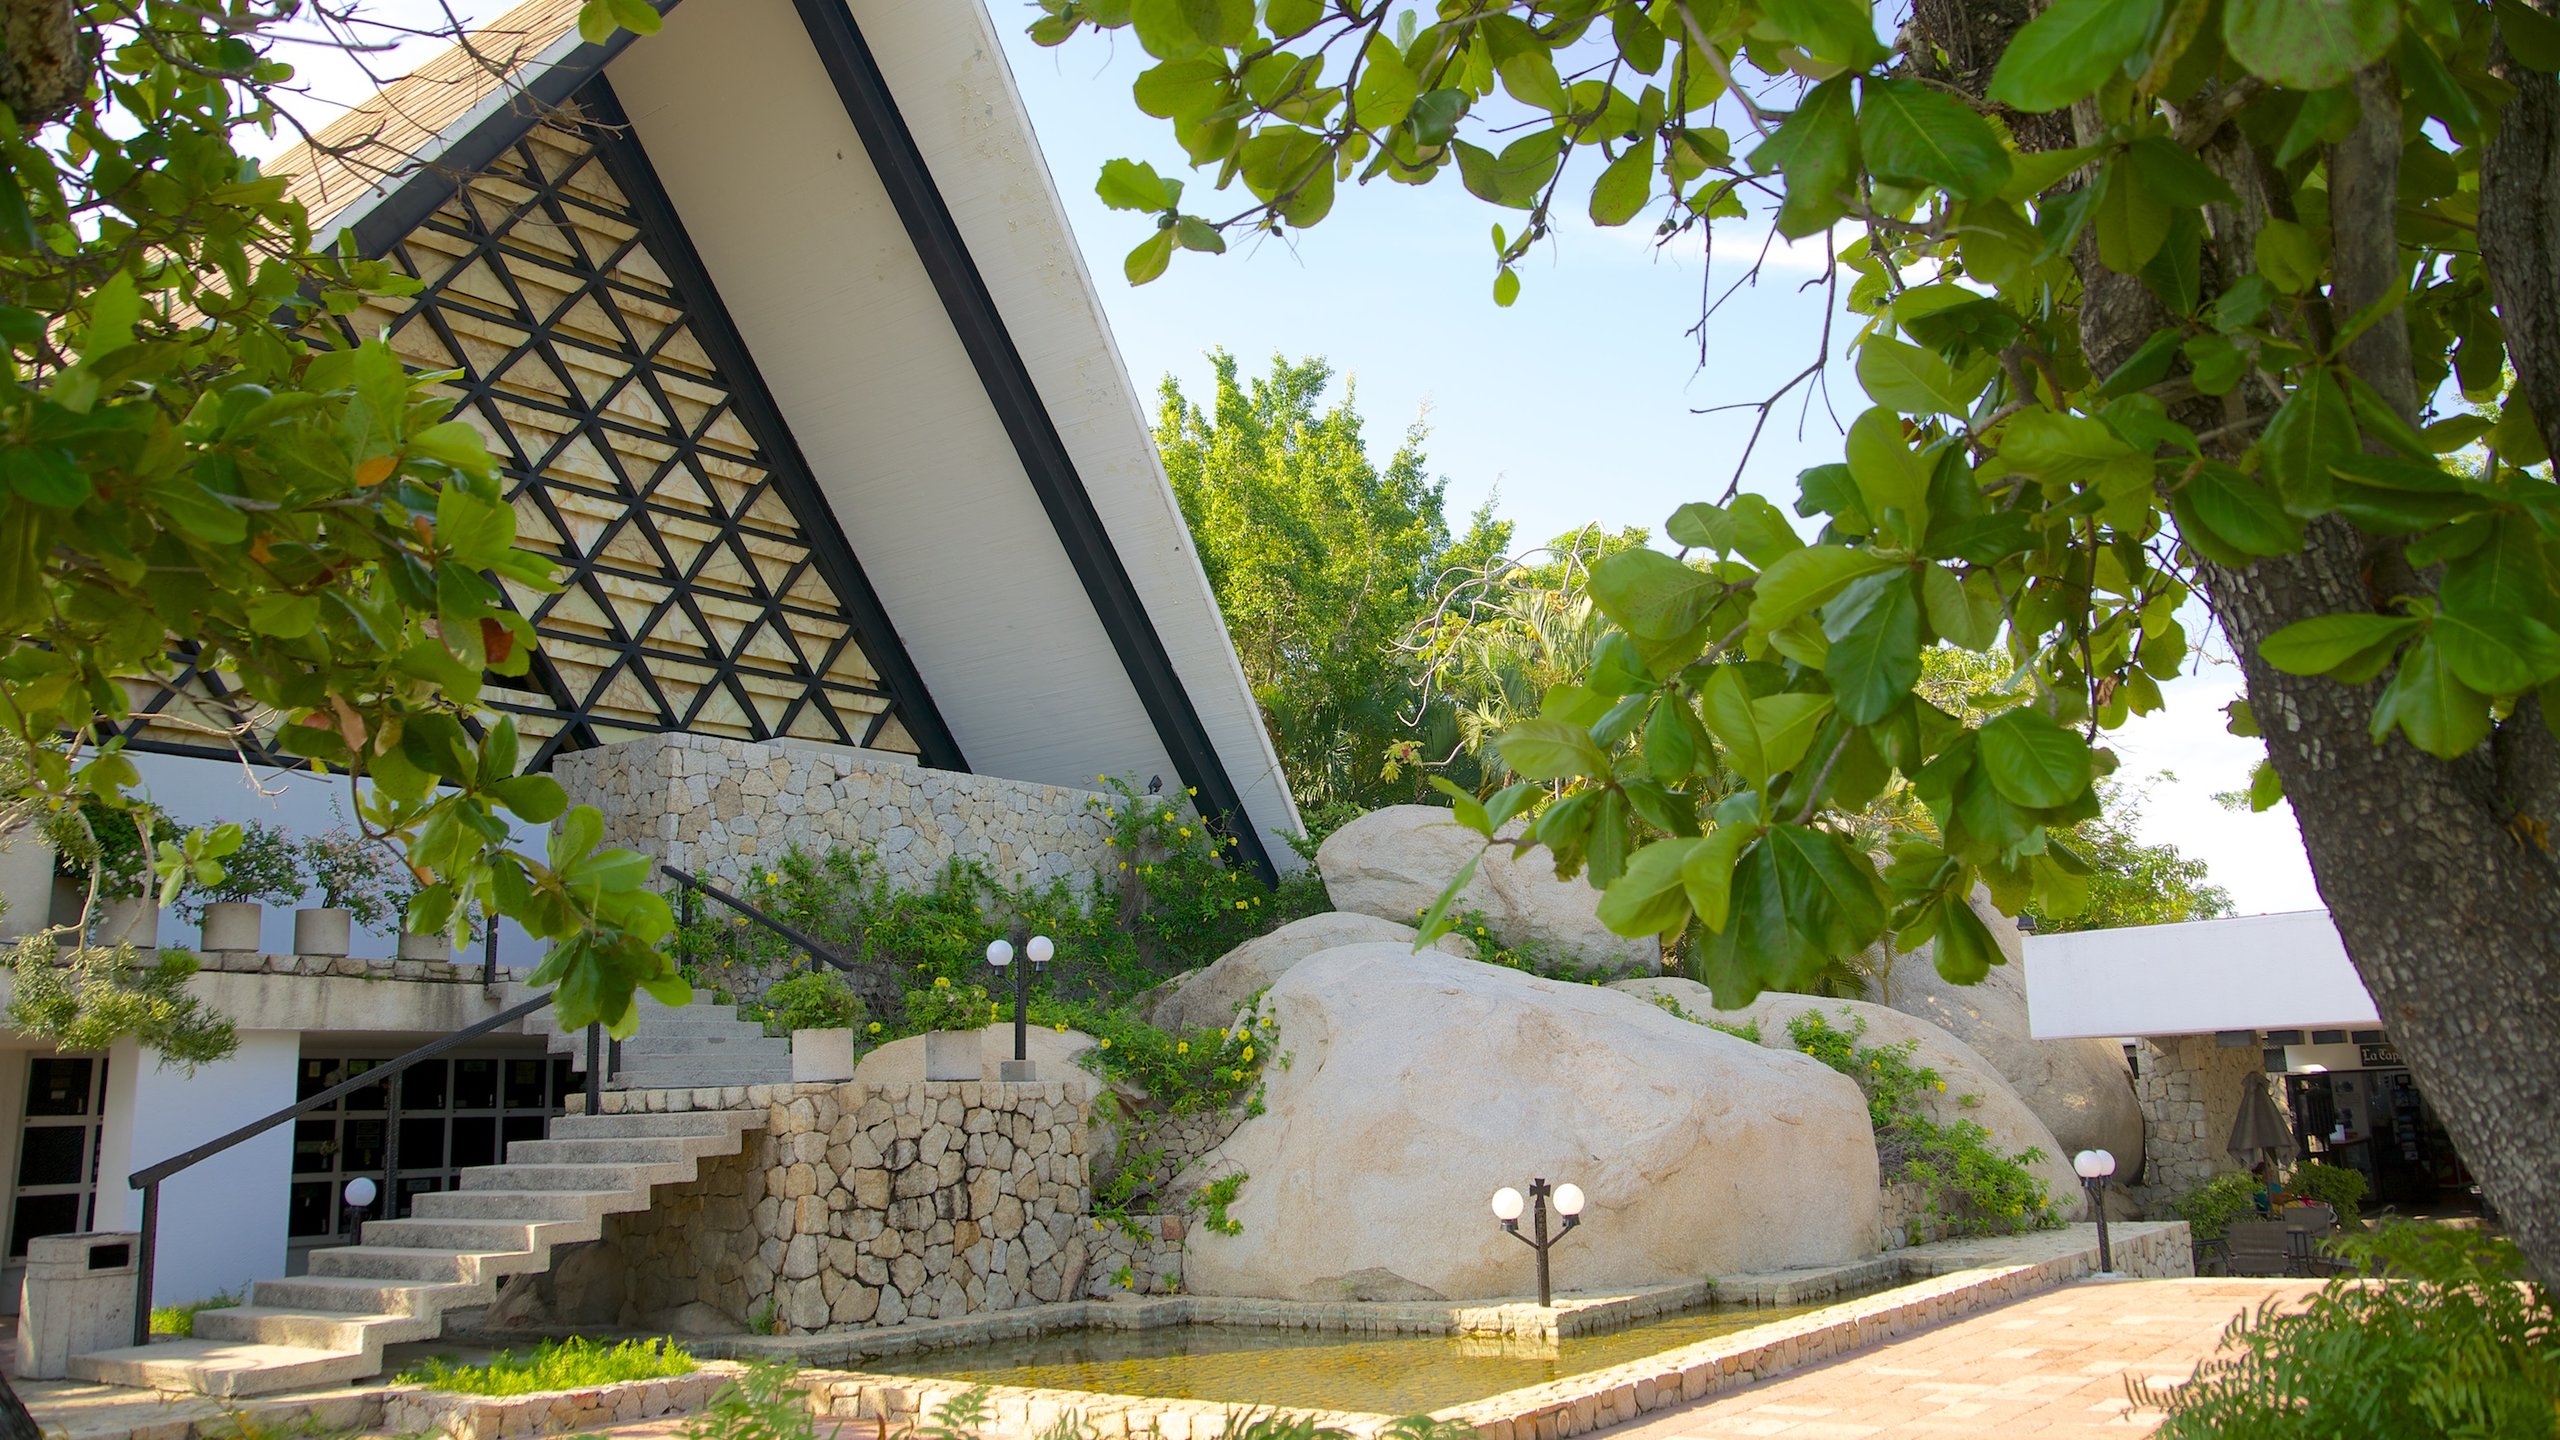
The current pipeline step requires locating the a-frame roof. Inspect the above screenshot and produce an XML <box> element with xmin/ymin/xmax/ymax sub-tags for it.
<box><xmin>267</xmin><ymin>0</ymin><xmax>1302</xmax><ymax>877</ymax></box>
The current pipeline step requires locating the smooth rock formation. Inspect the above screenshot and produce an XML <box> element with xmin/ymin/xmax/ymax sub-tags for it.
<box><xmin>1315</xmin><ymin>805</ymin><xmax>1654</xmax><ymax>974</ymax></box>
<box><xmin>850</xmin><ymin>1022</ymin><xmax>1101</xmax><ymax>1095</ymax></box>
<box><xmin>1611</xmin><ymin>978</ymin><xmax>2082</xmax><ymax>1210</ymax></box>
<box><xmin>1141</xmin><ymin>911</ymin><xmax>1474</xmax><ymax>1033</ymax></box>
<box><xmin>1864</xmin><ymin>894</ymin><xmax>2146</xmax><ymax>1175</ymax></box>
<box><xmin>1182</xmin><ymin>945</ymin><xmax>1880</xmax><ymax>1302</ymax></box>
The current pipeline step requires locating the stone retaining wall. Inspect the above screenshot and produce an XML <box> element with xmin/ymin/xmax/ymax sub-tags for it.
<box><xmin>378</xmin><ymin>1366</ymin><xmax>745</xmax><ymax>1440</ymax></box>
<box><xmin>2133</xmin><ymin>1033</ymin><xmax>2269</xmax><ymax>1209</ymax></box>
<box><xmin>554</xmin><ymin>733</ymin><xmax>1116</xmax><ymax>891</ymax></box>
<box><xmin>189</xmin><ymin>948</ymin><xmax>480</xmax><ymax>982</ymax></box>
<box><xmin>533</xmin><ymin>1081</ymin><xmax>1095</xmax><ymax>1334</ymax></box>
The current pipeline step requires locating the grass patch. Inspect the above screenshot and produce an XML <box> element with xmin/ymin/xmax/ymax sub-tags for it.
<box><xmin>149</xmin><ymin>1289</ymin><xmax>239</xmax><ymax>1338</ymax></box>
<box><xmin>393</xmin><ymin>1336</ymin><xmax>695</xmax><ymax>1395</ymax></box>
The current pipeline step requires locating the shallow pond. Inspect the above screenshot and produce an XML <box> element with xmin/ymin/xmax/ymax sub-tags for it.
<box><xmin>868</xmin><ymin>1296</ymin><xmax>1851</xmax><ymax>1416</ymax></box>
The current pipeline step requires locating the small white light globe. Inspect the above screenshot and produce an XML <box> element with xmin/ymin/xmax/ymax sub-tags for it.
<box><xmin>2073</xmin><ymin>1149</ymin><xmax>2117</xmax><ymax>1180</ymax></box>
<box><xmin>342</xmin><ymin>1176</ymin><xmax>378</xmax><ymax>1209</ymax></box>
<box><xmin>1491</xmin><ymin>1187</ymin><xmax>1526</xmax><ymax>1222</ymax></box>
<box><xmin>985</xmin><ymin>939</ymin><xmax>1014</xmax><ymax>967</ymax></box>
<box><xmin>1026</xmin><ymin>935</ymin><xmax>1055</xmax><ymax>965</ymax></box>
<box><xmin>1552</xmin><ymin>1182</ymin><xmax>1587</xmax><ymax>1217</ymax></box>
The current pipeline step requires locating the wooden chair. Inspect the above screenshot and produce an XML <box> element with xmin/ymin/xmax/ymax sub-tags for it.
<box><xmin>2223</xmin><ymin>1219</ymin><xmax>2296</xmax><ymax>1276</ymax></box>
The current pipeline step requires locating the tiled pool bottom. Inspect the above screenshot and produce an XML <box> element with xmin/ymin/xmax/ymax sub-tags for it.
<box><xmin>864</xmin><ymin>1297</ymin><xmax>1860</xmax><ymax>1415</ymax></box>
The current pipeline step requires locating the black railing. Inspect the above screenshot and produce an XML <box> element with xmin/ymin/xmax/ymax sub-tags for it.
<box><xmin>660</xmin><ymin>863</ymin><xmax>864</xmax><ymax>972</ymax></box>
<box><xmin>123</xmin><ymin>987</ymin><xmax>558</xmax><ymax>1346</ymax></box>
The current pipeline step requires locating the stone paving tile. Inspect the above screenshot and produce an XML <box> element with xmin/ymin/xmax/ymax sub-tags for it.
<box><xmin>1588</xmin><ymin>1278</ymin><xmax>2318</xmax><ymax>1440</ymax></box>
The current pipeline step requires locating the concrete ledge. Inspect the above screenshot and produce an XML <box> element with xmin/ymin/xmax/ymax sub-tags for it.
<box><xmin>377</xmin><ymin>1362</ymin><xmax>747</xmax><ymax>1440</ymax></box>
<box><xmin>770</xmin><ymin>1223</ymin><xmax>2187</xmax><ymax>1439</ymax></box>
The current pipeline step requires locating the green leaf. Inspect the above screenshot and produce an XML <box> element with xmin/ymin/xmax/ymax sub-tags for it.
<box><xmin>1752</xmin><ymin>78</ymin><xmax>1859</xmax><ymax>239</ymax></box>
<box><xmin>1097</xmin><ymin>158</ymin><xmax>1181</xmax><ymax>211</ymax></box>
<box><xmin>2259</xmin><ymin>613</ymin><xmax>2420</xmax><ymax>677</ymax></box>
<box><xmin>1976</xmin><ymin>708</ymin><xmax>2093</xmax><ymax>808</ymax></box>
<box><xmin>2247</xmin><ymin>757</ymin><xmax>2286</xmax><ymax>811</ymax></box>
<box><xmin>2257</xmin><ymin>370</ymin><xmax>2358</xmax><ymax>515</ymax></box>
<box><xmin>2371</xmin><ymin>636</ymin><xmax>2491</xmax><ymax>757</ymax></box>
<box><xmin>1749</xmin><ymin>545</ymin><xmax>1897</xmax><ymax>632</ymax></box>
<box><xmin>1856</xmin><ymin>336</ymin><xmax>1978</xmax><ymax>417</ymax></box>
<box><xmin>1354</xmin><ymin>31</ymin><xmax>1420</xmax><ymax>129</ymax></box>
<box><xmin>2182</xmin><ymin>464</ymin><xmax>2303</xmax><ymax>559</ymax></box>
<box><xmin>1498</xmin><ymin>717</ymin><xmax>1609</xmax><ymax>781</ymax></box>
<box><xmin>1124</xmin><ymin>228</ymin><xmax>1175</xmax><ymax>284</ymax></box>
<box><xmin>1454</xmin><ymin>130</ymin><xmax>1564</xmax><ymax>210</ymax></box>
<box><xmin>1765</xmin><ymin>823</ymin><xmax>1889</xmax><ymax>950</ymax></box>
<box><xmin>604</xmin><ymin>0</ymin><xmax>661</xmax><ymax>35</ymax></box>
<box><xmin>2255</xmin><ymin>217</ymin><xmax>2322</xmax><ymax>293</ymax></box>
<box><xmin>1762</xmin><ymin>0</ymin><xmax>1891</xmax><ymax>69</ymax></box>
<box><xmin>2433</xmin><ymin>609</ymin><xmax>2560</xmax><ymax>696</ymax></box>
<box><xmin>81</xmin><ymin>272</ymin><xmax>142</xmax><ymax>361</ymax></box>
<box><xmin>1134</xmin><ymin>59</ymin><xmax>1225</xmax><ymax>120</ymax></box>
<box><xmin>1821</xmin><ymin>570</ymin><xmax>1923</xmax><ymax>726</ymax></box>
<box><xmin>1856</xmin><ymin>78</ymin><xmax>2012</xmax><ymax>201</ymax></box>
<box><xmin>2127</xmin><ymin>137</ymin><xmax>2239</xmax><ymax>208</ymax></box>
<box><xmin>1988</xmin><ymin>0</ymin><xmax>2164</xmax><ymax>113</ymax></box>
<box><xmin>1414</xmin><ymin>850</ymin><xmax>1482</xmax><ymax>950</ymax></box>
<box><xmin>1589</xmin><ymin>138</ymin><xmax>1657</xmax><ymax>227</ymax></box>
<box><xmin>2225</xmin><ymin>0</ymin><xmax>2400</xmax><ymax>91</ymax></box>
<box><xmin>1683</xmin><ymin>823</ymin><xmax>1753</xmax><ymax>933</ymax></box>
<box><xmin>1920</xmin><ymin>565</ymin><xmax>2001</xmax><ymax>650</ymax></box>
<box><xmin>1597</xmin><ymin>838</ymin><xmax>1704</xmax><ymax>938</ymax></box>
<box><xmin>1844</xmin><ymin>406</ymin><xmax>1931</xmax><ymax>523</ymax></box>
<box><xmin>2497</xmin><ymin>0</ymin><xmax>2560</xmax><ymax>71</ymax></box>
<box><xmin>1931</xmin><ymin>895</ymin><xmax>2002</xmax><ymax>984</ymax></box>
<box><xmin>577</xmin><ymin>0</ymin><xmax>614</xmax><ymax>44</ymax></box>
<box><xmin>1589</xmin><ymin>548</ymin><xmax>1719</xmax><ymax>640</ymax></box>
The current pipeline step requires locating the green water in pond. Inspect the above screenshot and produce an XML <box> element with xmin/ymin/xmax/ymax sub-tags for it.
<box><xmin>870</xmin><ymin>1297</ymin><xmax>1847</xmax><ymax>1416</ymax></box>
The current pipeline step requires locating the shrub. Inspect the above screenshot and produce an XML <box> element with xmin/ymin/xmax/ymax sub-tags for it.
<box><xmin>1786</xmin><ymin>1009</ymin><xmax>2058</xmax><ymax>1237</ymax></box>
<box><xmin>2284</xmin><ymin>1160</ymin><xmax>2367</xmax><ymax>1226</ymax></box>
<box><xmin>8</xmin><ymin>940</ymin><xmax>236</xmax><ymax>1068</ymax></box>
<box><xmin>2138</xmin><ymin>1223</ymin><xmax>2560</xmax><ymax>1438</ymax></box>
<box><xmin>905</xmin><ymin>977</ymin><xmax>999</xmax><ymax>1033</ymax></box>
<box><xmin>298</xmin><ymin>829</ymin><xmax>405</xmax><ymax>930</ymax></box>
<box><xmin>148</xmin><ymin>1289</ymin><xmax>238</xmax><ymax>1338</ymax></box>
<box><xmin>45</xmin><ymin>794</ymin><xmax>173</xmax><ymax>902</ymax></box>
<box><xmin>1033</xmin><ymin>994</ymin><xmax>1273</xmax><ymax>1114</ymax></box>
<box><xmin>393</xmin><ymin>1336</ymin><xmax>694</xmax><ymax>1395</ymax></box>
<box><xmin>2169</xmin><ymin>1172</ymin><xmax>2262</xmax><ymax>1244</ymax></box>
<box><xmin>175</xmin><ymin>820</ymin><xmax>305</xmax><ymax>921</ymax></box>
<box><xmin>761</xmin><ymin>970</ymin><xmax>864</xmax><ymax>1033</ymax></box>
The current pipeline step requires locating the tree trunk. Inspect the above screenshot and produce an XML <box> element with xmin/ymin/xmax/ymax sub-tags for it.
<box><xmin>1991</xmin><ymin>8</ymin><xmax>2560</xmax><ymax>1284</ymax></box>
<box><xmin>0</xmin><ymin>0</ymin><xmax>79</xmax><ymax>123</ymax></box>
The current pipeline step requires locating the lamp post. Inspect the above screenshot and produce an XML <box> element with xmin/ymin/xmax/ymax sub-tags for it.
<box><xmin>984</xmin><ymin>928</ymin><xmax>1053</xmax><ymax>1081</ymax></box>
<box><xmin>2074</xmin><ymin>1148</ymin><xmax>2117</xmax><ymax>1273</ymax></box>
<box><xmin>1490</xmin><ymin>1177</ymin><xmax>1585</xmax><ymax>1306</ymax></box>
<box><xmin>341</xmin><ymin>1176</ymin><xmax>378</xmax><ymax>1247</ymax></box>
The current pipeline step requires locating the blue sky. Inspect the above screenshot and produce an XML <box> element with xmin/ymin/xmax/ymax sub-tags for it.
<box><xmin>271</xmin><ymin>3</ymin><xmax>2324</xmax><ymax>916</ymax></box>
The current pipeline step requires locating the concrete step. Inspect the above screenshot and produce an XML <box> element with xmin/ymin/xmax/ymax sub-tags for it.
<box><xmin>611</xmin><ymin>1059</ymin><xmax>794</xmax><ymax>1083</ymax></box>
<box><xmin>617</xmin><ymin>1033</ymin><xmax>791</xmax><ymax>1055</ymax></box>
<box><xmin>306</xmin><ymin>1245</ymin><xmax>525</xmax><ymax>1284</ymax></box>
<box><xmin>458</xmin><ymin>1160</ymin><xmax>688</xmax><ymax>1193</ymax></box>
<box><xmin>197</xmin><ymin>1304</ymin><xmax>432</xmax><ymax>1353</ymax></box>
<box><xmin>551</xmin><ymin>1111</ymin><xmax>759</xmax><ymax>1140</ymax></box>
<box><xmin>406</xmin><ymin>1188</ymin><xmax>624</xmax><ymax>1222</ymax></box>
<box><xmin>69</xmin><ymin>1339</ymin><xmax>373</xmax><ymax>1397</ymax></box>
<box><xmin>245</xmin><ymin>1274</ymin><xmax>481</xmax><ymax>1320</ymax></box>
<box><xmin>501</xmin><ymin>1134</ymin><xmax>729</xmax><ymax>1166</ymax></box>
<box><xmin>356</xmin><ymin>1215</ymin><xmax>547</xmax><ymax>1251</ymax></box>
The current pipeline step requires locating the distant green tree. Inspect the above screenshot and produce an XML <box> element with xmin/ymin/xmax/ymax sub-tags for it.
<box><xmin>2027</xmin><ymin>779</ymin><xmax>2234</xmax><ymax>934</ymax></box>
<box><xmin>1156</xmin><ymin>353</ymin><xmax>1507</xmax><ymax>827</ymax></box>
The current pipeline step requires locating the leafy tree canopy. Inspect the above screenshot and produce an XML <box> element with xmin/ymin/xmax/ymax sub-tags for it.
<box><xmin>1037</xmin><ymin>0</ymin><xmax>2560</xmax><ymax>1280</ymax></box>
<box><xmin>1158</xmin><ymin>352</ymin><xmax>1508</xmax><ymax>825</ymax></box>
<box><xmin>0</xmin><ymin>0</ymin><xmax>676</xmax><ymax>1038</ymax></box>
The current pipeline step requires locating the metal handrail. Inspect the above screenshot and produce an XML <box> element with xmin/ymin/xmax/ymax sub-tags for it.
<box><xmin>123</xmin><ymin>987</ymin><xmax>557</xmax><ymax>1345</ymax></box>
<box><xmin>660</xmin><ymin>863</ymin><xmax>874</xmax><ymax>974</ymax></box>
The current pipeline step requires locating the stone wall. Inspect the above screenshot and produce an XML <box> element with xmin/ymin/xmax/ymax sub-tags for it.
<box><xmin>2132</xmin><ymin>1032</ymin><xmax>2269</xmax><ymax>1210</ymax></box>
<box><xmin>554</xmin><ymin>733</ymin><xmax>1116</xmax><ymax>891</ymax></box>
<box><xmin>520</xmin><ymin>1081</ymin><xmax>1096</xmax><ymax>1334</ymax></box>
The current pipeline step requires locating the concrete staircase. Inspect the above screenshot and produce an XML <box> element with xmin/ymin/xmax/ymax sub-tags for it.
<box><xmin>70</xmin><ymin>1107</ymin><xmax>764</xmax><ymax>1398</ymax></box>
<box><xmin>519</xmin><ymin>985</ymin><xmax>797</xmax><ymax>1089</ymax></box>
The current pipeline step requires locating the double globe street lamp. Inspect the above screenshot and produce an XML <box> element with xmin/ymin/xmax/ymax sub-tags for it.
<box><xmin>1491</xmin><ymin>1177</ymin><xmax>1586</xmax><ymax>1306</ymax></box>
<box><xmin>984</xmin><ymin>929</ymin><xmax>1054</xmax><ymax>1082</ymax></box>
<box><xmin>2074</xmin><ymin>1148</ymin><xmax>2118</xmax><ymax>1273</ymax></box>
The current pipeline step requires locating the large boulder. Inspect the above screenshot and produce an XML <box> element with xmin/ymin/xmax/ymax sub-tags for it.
<box><xmin>850</xmin><ymin>1022</ymin><xmax>1101</xmax><ymax>1096</ymax></box>
<box><xmin>1141</xmin><ymin>912</ymin><xmax>1474</xmax><ymax>1034</ymax></box>
<box><xmin>1181</xmin><ymin>944</ymin><xmax>1880</xmax><ymax>1302</ymax></box>
<box><xmin>1610</xmin><ymin>978</ymin><xmax>2082</xmax><ymax>1208</ymax></box>
<box><xmin>1315</xmin><ymin>805</ymin><xmax>1654</xmax><ymax>975</ymax></box>
<box><xmin>1865</xmin><ymin>894</ymin><xmax>2146</xmax><ymax>1176</ymax></box>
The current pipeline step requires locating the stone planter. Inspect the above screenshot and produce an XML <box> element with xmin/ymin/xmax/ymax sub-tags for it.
<box><xmin>294</xmin><ymin>906</ymin><xmax>352</xmax><ymax>958</ymax></box>
<box><xmin>199</xmin><ymin>900</ymin><xmax>263</xmax><ymax>952</ymax></box>
<box><xmin>397</xmin><ymin>930</ymin><xmax>451</xmax><ymax>962</ymax></box>
<box><xmin>923</xmin><ymin>1028</ymin><xmax>980</xmax><ymax>1082</ymax></box>
<box><xmin>95</xmin><ymin>895</ymin><xmax>160</xmax><ymax>948</ymax></box>
<box><xmin>791</xmin><ymin>1027</ymin><xmax>856</xmax><ymax>1083</ymax></box>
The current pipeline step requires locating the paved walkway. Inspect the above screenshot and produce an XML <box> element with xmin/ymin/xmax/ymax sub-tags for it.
<box><xmin>1590</xmin><ymin>1278</ymin><xmax>2319</xmax><ymax>1439</ymax></box>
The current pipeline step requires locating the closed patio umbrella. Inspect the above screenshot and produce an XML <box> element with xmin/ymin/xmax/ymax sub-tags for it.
<box><xmin>2227</xmin><ymin>1070</ymin><xmax>2298</xmax><ymax>1168</ymax></box>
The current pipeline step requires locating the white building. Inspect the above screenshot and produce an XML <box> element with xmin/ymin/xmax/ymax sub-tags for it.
<box><xmin>0</xmin><ymin>0</ymin><xmax>1296</xmax><ymax>1343</ymax></box>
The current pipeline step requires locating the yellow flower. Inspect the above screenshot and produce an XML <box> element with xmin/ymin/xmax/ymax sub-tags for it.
<box><xmin>1234</xmin><ymin>900</ymin><xmax>1248</xmax><ymax>910</ymax></box>
<box><xmin>1186</xmin><ymin>786</ymin><xmax>1197</xmax><ymax>796</ymax></box>
<box><xmin>1104</xmin><ymin>836</ymin><xmax>1115</xmax><ymax>846</ymax></box>
<box><xmin>1096</xmin><ymin>775</ymin><xmax>1107</xmax><ymax>785</ymax></box>
<box><xmin>1055</xmin><ymin>1023</ymin><xmax>1067</xmax><ymax>1032</ymax></box>
<box><xmin>1934</xmin><ymin>1080</ymin><xmax>1948</xmax><ymax>1093</ymax></box>
<box><xmin>866</xmin><ymin>1022</ymin><xmax>882</xmax><ymax>1034</ymax></box>
<box><xmin>1177</xmin><ymin>1041</ymin><xmax>1190</xmax><ymax>1055</ymax></box>
<box><xmin>1179</xmin><ymin>827</ymin><xmax>1192</xmax><ymax>839</ymax></box>
<box><xmin>763</xmin><ymin>870</ymin><xmax>780</xmax><ymax>885</ymax></box>
<box><xmin>1475</xmin><ymin>927</ymin><xmax>1487</xmax><ymax>937</ymax></box>
<box><xmin>1099</xmin><ymin>1038</ymin><xmax>1112</xmax><ymax>1049</ymax></box>
<box><xmin>934</xmin><ymin>977</ymin><xmax>952</xmax><ymax>989</ymax></box>
<box><xmin>1240</xmin><ymin>1045</ymin><xmax>1254</xmax><ymax>1062</ymax></box>
<box><xmin>1260</xmin><ymin>1015</ymin><xmax>1274</xmax><ymax>1027</ymax></box>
